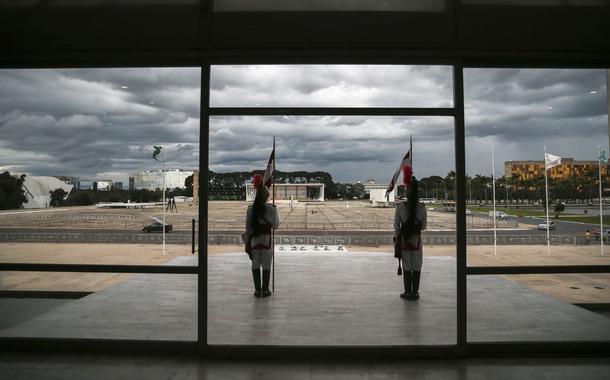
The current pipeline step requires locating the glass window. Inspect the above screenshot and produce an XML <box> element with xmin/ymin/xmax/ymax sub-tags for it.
<box><xmin>0</xmin><ymin>272</ymin><xmax>197</xmax><ymax>341</ymax></box>
<box><xmin>207</xmin><ymin>115</ymin><xmax>456</xmax><ymax>345</ymax></box>
<box><xmin>0</xmin><ymin>67</ymin><xmax>200</xmax><ymax>266</ymax></box>
<box><xmin>464</xmin><ymin>68</ymin><xmax>610</xmax><ymax>266</ymax></box>
<box><xmin>468</xmin><ymin>274</ymin><xmax>610</xmax><ymax>342</ymax></box>
<box><xmin>210</xmin><ymin>65</ymin><xmax>453</xmax><ymax>108</ymax></box>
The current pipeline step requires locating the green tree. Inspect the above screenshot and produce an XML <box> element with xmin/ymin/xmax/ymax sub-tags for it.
<box><xmin>67</xmin><ymin>190</ymin><xmax>95</xmax><ymax>206</ymax></box>
<box><xmin>184</xmin><ymin>175</ymin><xmax>194</xmax><ymax>197</ymax></box>
<box><xmin>49</xmin><ymin>188</ymin><xmax>67</xmax><ymax>207</ymax></box>
<box><xmin>554</xmin><ymin>202</ymin><xmax>565</xmax><ymax>217</ymax></box>
<box><xmin>0</xmin><ymin>171</ymin><xmax>28</xmax><ymax>210</ymax></box>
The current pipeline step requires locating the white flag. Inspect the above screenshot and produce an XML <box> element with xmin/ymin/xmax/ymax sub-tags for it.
<box><xmin>385</xmin><ymin>149</ymin><xmax>412</xmax><ymax>198</ymax></box>
<box><xmin>545</xmin><ymin>153</ymin><xmax>561</xmax><ymax>170</ymax></box>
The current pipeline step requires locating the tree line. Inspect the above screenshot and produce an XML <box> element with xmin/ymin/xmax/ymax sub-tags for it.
<box><xmin>418</xmin><ymin>170</ymin><xmax>608</xmax><ymax>204</ymax></box>
<box><xmin>3</xmin><ymin>169</ymin><xmax>608</xmax><ymax>210</ymax></box>
<box><xmin>208</xmin><ymin>170</ymin><xmax>365</xmax><ymax>200</ymax></box>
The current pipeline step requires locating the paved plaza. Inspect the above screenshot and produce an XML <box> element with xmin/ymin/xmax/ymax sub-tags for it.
<box><xmin>1</xmin><ymin>252</ymin><xmax>609</xmax><ymax>345</ymax></box>
<box><xmin>0</xmin><ymin>201</ymin><xmax>522</xmax><ymax>231</ymax></box>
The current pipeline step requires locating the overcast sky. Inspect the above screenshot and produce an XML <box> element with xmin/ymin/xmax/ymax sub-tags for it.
<box><xmin>0</xmin><ymin>66</ymin><xmax>607</xmax><ymax>184</ymax></box>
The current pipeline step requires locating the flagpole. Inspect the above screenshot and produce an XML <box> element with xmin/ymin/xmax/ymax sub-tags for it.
<box><xmin>599</xmin><ymin>146</ymin><xmax>604</xmax><ymax>256</ymax></box>
<box><xmin>272</xmin><ymin>136</ymin><xmax>276</xmax><ymax>293</ymax></box>
<box><xmin>492</xmin><ymin>144</ymin><xmax>497</xmax><ymax>256</ymax></box>
<box><xmin>544</xmin><ymin>145</ymin><xmax>550</xmax><ymax>255</ymax></box>
<box><xmin>162</xmin><ymin>146</ymin><xmax>166</xmax><ymax>256</ymax></box>
<box><xmin>410</xmin><ymin>134</ymin><xmax>413</xmax><ymax>168</ymax></box>
<box><xmin>409</xmin><ymin>134</ymin><xmax>413</xmax><ymax>202</ymax></box>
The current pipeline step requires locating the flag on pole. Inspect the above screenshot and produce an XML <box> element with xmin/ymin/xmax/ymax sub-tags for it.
<box><xmin>152</xmin><ymin>146</ymin><xmax>162</xmax><ymax>161</ymax></box>
<box><xmin>262</xmin><ymin>146</ymin><xmax>275</xmax><ymax>188</ymax></box>
<box><xmin>386</xmin><ymin>149</ymin><xmax>412</xmax><ymax>198</ymax></box>
<box><xmin>544</xmin><ymin>153</ymin><xmax>561</xmax><ymax>170</ymax></box>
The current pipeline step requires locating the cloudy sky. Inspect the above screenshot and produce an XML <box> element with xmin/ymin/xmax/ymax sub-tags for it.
<box><xmin>0</xmin><ymin>66</ymin><xmax>607</xmax><ymax>184</ymax></box>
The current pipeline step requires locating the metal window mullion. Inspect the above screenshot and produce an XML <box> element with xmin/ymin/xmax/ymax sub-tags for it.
<box><xmin>0</xmin><ymin>263</ymin><xmax>197</xmax><ymax>274</ymax></box>
<box><xmin>453</xmin><ymin>62</ymin><xmax>467</xmax><ymax>352</ymax></box>
<box><xmin>208</xmin><ymin>107</ymin><xmax>456</xmax><ymax>117</ymax></box>
<box><xmin>467</xmin><ymin>265</ymin><xmax>610</xmax><ymax>275</ymax></box>
<box><xmin>199</xmin><ymin>62</ymin><xmax>211</xmax><ymax>354</ymax></box>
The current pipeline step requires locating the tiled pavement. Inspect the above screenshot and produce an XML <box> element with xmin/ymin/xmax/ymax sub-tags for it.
<box><xmin>1</xmin><ymin>252</ymin><xmax>609</xmax><ymax>344</ymax></box>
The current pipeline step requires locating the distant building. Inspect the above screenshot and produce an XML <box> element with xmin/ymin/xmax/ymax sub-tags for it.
<box><xmin>128</xmin><ymin>177</ymin><xmax>135</xmax><ymax>191</ymax></box>
<box><xmin>132</xmin><ymin>169</ymin><xmax>193</xmax><ymax>190</ymax></box>
<box><xmin>79</xmin><ymin>180</ymin><xmax>96</xmax><ymax>190</ymax></box>
<box><xmin>364</xmin><ymin>179</ymin><xmax>395</xmax><ymax>205</ymax></box>
<box><xmin>96</xmin><ymin>180</ymin><xmax>113</xmax><ymax>191</ymax></box>
<box><xmin>112</xmin><ymin>181</ymin><xmax>123</xmax><ymax>190</ymax></box>
<box><xmin>56</xmin><ymin>176</ymin><xmax>80</xmax><ymax>189</ymax></box>
<box><xmin>21</xmin><ymin>176</ymin><xmax>74</xmax><ymax>209</ymax></box>
<box><xmin>245</xmin><ymin>183</ymin><xmax>325</xmax><ymax>202</ymax></box>
<box><xmin>505</xmin><ymin>158</ymin><xmax>609</xmax><ymax>181</ymax></box>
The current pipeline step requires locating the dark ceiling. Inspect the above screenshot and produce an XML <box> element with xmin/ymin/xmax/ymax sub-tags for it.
<box><xmin>1</xmin><ymin>0</ymin><xmax>609</xmax><ymax>67</ymax></box>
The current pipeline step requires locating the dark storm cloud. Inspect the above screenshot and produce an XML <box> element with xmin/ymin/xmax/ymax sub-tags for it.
<box><xmin>208</xmin><ymin>115</ymin><xmax>453</xmax><ymax>181</ymax></box>
<box><xmin>463</xmin><ymin>68</ymin><xmax>608</xmax><ymax>176</ymax></box>
<box><xmin>0</xmin><ymin>68</ymin><xmax>200</xmax><ymax>183</ymax></box>
<box><xmin>0</xmin><ymin>66</ymin><xmax>607</xmax><ymax>183</ymax></box>
<box><xmin>210</xmin><ymin>65</ymin><xmax>454</xmax><ymax>108</ymax></box>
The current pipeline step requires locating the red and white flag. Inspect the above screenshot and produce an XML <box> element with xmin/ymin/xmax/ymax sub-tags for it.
<box><xmin>262</xmin><ymin>145</ymin><xmax>275</xmax><ymax>188</ymax></box>
<box><xmin>385</xmin><ymin>149</ymin><xmax>412</xmax><ymax>198</ymax></box>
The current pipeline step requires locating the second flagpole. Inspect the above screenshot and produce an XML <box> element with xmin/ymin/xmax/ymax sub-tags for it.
<box><xmin>492</xmin><ymin>144</ymin><xmax>497</xmax><ymax>256</ymax></box>
<box><xmin>272</xmin><ymin>136</ymin><xmax>276</xmax><ymax>293</ymax></box>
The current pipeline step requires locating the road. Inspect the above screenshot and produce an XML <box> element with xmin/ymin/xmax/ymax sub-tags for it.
<box><xmin>467</xmin><ymin>211</ymin><xmax>600</xmax><ymax>236</ymax></box>
<box><xmin>0</xmin><ymin>224</ymin><xmax>590</xmax><ymax>238</ymax></box>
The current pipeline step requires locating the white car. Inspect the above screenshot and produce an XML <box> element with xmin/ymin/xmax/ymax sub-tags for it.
<box><xmin>537</xmin><ymin>221</ymin><xmax>556</xmax><ymax>230</ymax></box>
<box><xmin>489</xmin><ymin>211</ymin><xmax>508</xmax><ymax>219</ymax></box>
<box><xmin>465</xmin><ymin>209</ymin><xmax>472</xmax><ymax>215</ymax></box>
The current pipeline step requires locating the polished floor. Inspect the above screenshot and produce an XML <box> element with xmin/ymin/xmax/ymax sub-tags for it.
<box><xmin>1</xmin><ymin>252</ymin><xmax>610</xmax><ymax>344</ymax></box>
<box><xmin>1</xmin><ymin>352</ymin><xmax>610</xmax><ymax>380</ymax></box>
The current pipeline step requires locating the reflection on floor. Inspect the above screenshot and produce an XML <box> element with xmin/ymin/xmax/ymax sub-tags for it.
<box><xmin>1</xmin><ymin>252</ymin><xmax>610</xmax><ymax>344</ymax></box>
<box><xmin>209</xmin><ymin>252</ymin><xmax>456</xmax><ymax>345</ymax></box>
<box><xmin>2</xmin><ymin>353</ymin><xmax>610</xmax><ymax>380</ymax></box>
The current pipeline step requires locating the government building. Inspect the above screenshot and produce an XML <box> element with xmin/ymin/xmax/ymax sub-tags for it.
<box><xmin>505</xmin><ymin>158</ymin><xmax>609</xmax><ymax>180</ymax></box>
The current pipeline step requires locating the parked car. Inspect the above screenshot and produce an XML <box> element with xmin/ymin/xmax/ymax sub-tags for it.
<box><xmin>489</xmin><ymin>211</ymin><xmax>508</xmax><ymax>219</ymax></box>
<box><xmin>465</xmin><ymin>209</ymin><xmax>472</xmax><ymax>215</ymax></box>
<box><xmin>537</xmin><ymin>221</ymin><xmax>556</xmax><ymax>231</ymax></box>
<box><xmin>593</xmin><ymin>229</ymin><xmax>610</xmax><ymax>241</ymax></box>
<box><xmin>143</xmin><ymin>221</ymin><xmax>173</xmax><ymax>233</ymax></box>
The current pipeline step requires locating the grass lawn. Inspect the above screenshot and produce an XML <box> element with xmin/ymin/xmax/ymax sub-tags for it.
<box><xmin>552</xmin><ymin>216</ymin><xmax>610</xmax><ymax>225</ymax></box>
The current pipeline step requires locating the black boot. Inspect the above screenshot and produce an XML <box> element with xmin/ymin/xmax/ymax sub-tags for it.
<box><xmin>400</xmin><ymin>270</ymin><xmax>412</xmax><ymax>299</ymax></box>
<box><xmin>252</xmin><ymin>269</ymin><xmax>262</xmax><ymax>297</ymax></box>
<box><xmin>411</xmin><ymin>270</ymin><xmax>421</xmax><ymax>300</ymax></box>
<box><xmin>262</xmin><ymin>270</ymin><xmax>272</xmax><ymax>297</ymax></box>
